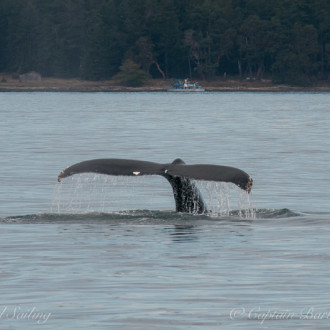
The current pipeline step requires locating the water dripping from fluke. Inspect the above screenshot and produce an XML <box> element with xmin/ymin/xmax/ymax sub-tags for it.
<box><xmin>195</xmin><ymin>180</ymin><xmax>256</xmax><ymax>219</ymax></box>
<box><xmin>51</xmin><ymin>174</ymin><xmax>256</xmax><ymax>219</ymax></box>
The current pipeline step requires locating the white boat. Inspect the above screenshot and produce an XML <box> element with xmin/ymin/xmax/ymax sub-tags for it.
<box><xmin>167</xmin><ymin>78</ymin><xmax>205</xmax><ymax>92</ymax></box>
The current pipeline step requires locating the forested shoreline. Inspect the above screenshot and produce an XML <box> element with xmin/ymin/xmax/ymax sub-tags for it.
<box><xmin>0</xmin><ymin>0</ymin><xmax>329</xmax><ymax>86</ymax></box>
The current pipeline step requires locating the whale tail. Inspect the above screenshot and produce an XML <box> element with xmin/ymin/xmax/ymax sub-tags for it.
<box><xmin>58</xmin><ymin>158</ymin><xmax>252</xmax><ymax>213</ymax></box>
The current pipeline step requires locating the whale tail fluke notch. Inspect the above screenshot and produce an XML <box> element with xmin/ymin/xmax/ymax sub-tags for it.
<box><xmin>58</xmin><ymin>158</ymin><xmax>252</xmax><ymax>213</ymax></box>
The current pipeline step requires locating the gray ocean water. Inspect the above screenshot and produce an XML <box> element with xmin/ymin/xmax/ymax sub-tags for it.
<box><xmin>0</xmin><ymin>91</ymin><xmax>329</xmax><ymax>329</ymax></box>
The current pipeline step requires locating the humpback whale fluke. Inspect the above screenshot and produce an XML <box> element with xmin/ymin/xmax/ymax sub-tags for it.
<box><xmin>58</xmin><ymin>158</ymin><xmax>253</xmax><ymax>214</ymax></box>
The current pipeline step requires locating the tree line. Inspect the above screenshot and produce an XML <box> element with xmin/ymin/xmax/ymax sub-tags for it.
<box><xmin>0</xmin><ymin>0</ymin><xmax>329</xmax><ymax>85</ymax></box>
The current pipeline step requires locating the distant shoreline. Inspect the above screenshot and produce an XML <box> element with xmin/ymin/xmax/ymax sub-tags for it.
<box><xmin>1</xmin><ymin>77</ymin><xmax>330</xmax><ymax>92</ymax></box>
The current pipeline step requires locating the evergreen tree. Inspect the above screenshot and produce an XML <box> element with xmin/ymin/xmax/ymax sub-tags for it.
<box><xmin>0</xmin><ymin>0</ymin><xmax>329</xmax><ymax>85</ymax></box>
<box><xmin>113</xmin><ymin>59</ymin><xmax>147</xmax><ymax>86</ymax></box>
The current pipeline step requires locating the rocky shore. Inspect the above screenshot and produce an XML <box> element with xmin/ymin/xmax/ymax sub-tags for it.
<box><xmin>1</xmin><ymin>76</ymin><xmax>330</xmax><ymax>92</ymax></box>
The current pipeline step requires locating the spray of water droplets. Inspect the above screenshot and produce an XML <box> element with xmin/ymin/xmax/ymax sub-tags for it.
<box><xmin>52</xmin><ymin>174</ymin><xmax>137</xmax><ymax>214</ymax></box>
<box><xmin>195</xmin><ymin>181</ymin><xmax>255</xmax><ymax>218</ymax></box>
<box><xmin>51</xmin><ymin>174</ymin><xmax>255</xmax><ymax>218</ymax></box>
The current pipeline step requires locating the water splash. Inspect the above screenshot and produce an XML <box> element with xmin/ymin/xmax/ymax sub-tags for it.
<box><xmin>51</xmin><ymin>174</ymin><xmax>172</xmax><ymax>214</ymax></box>
<box><xmin>51</xmin><ymin>174</ymin><xmax>255</xmax><ymax>218</ymax></box>
<box><xmin>196</xmin><ymin>181</ymin><xmax>255</xmax><ymax>218</ymax></box>
<box><xmin>51</xmin><ymin>174</ymin><xmax>132</xmax><ymax>214</ymax></box>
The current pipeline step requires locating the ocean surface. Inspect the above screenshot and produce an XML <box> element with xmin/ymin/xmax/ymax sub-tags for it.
<box><xmin>0</xmin><ymin>91</ymin><xmax>329</xmax><ymax>329</ymax></box>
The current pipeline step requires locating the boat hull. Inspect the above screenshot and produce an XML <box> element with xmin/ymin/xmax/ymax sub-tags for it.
<box><xmin>167</xmin><ymin>88</ymin><xmax>205</xmax><ymax>92</ymax></box>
